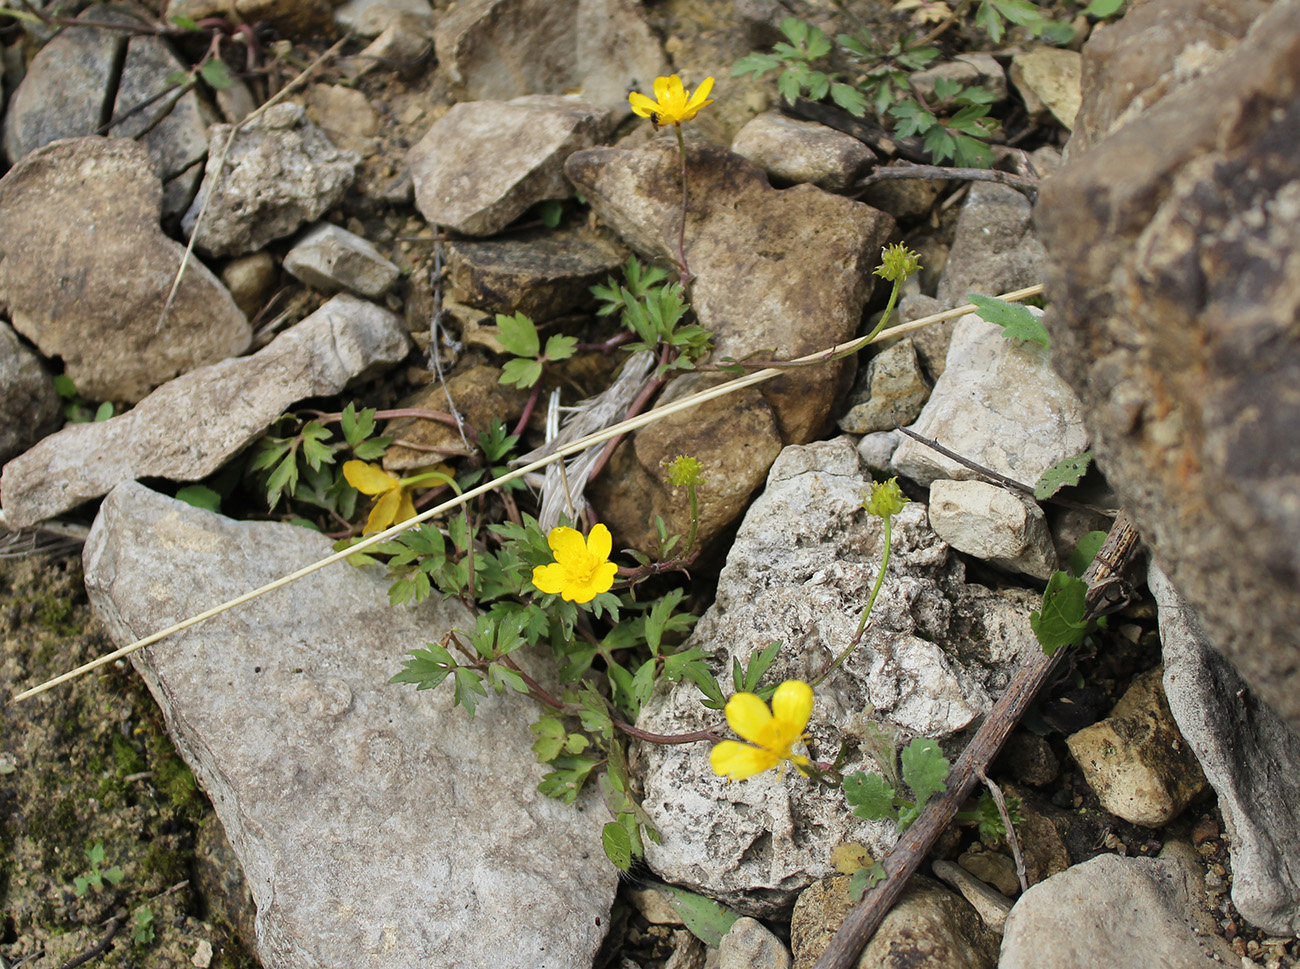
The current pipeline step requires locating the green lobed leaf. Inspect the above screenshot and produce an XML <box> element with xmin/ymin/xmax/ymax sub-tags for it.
<box><xmin>500</xmin><ymin>357</ymin><xmax>544</xmax><ymax>389</ymax></box>
<box><xmin>1034</xmin><ymin>450</ymin><xmax>1093</xmax><ymax>500</ymax></box>
<box><xmin>530</xmin><ymin>716</ymin><xmax>567</xmax><ymax>762</ymax></box>
<box><xmin>1081</xmin><ymin>0</ymin><xmax>1124</xmax><ymax>15</ymax></box>
<box><xmin>543</xmin><ymin>333</ymin><xmax>578</xmax><ymax>362</ymax></box>
<box><xmin>900</xmin><ymin>737</ymin><xmax>949</xmax><ymax>808</ymax></box>
<box><xmin>843</xmin><ymin>771</ymin><xmax>897</xmax><ymax>821</ymax></box>
<box><xmin>967</xmin><ymin>293</ymin><xmax>1049</xmax><ymax>347</ymax></box>
<box><xmin>731</xmin><ymin>51</ymin><xmax>783</xmax><ymax>79</ymax></box>
<box><xmin>847</xmin><ymin>863</ymin><xmax>887</xmax><ymax>901</ymax></box>
<box><xmin>495</xmin><ymin>311</ymin><xmax>541</xmax><ymax>358</ymax></box>
<box><xmin>830</xmin><ymin>82</ymin><xmax>868</xmax><ymax>117</ymax></box>
<box><xmin>452</xmin><ymin>666</ymin><xmax>488</xmax><ymax>716</ymax></box>
<box><xmin>390</xmin><ymin>645</ymin><xmax>457</xmax><ymax>690</ymax></box>
<box><xmin>660</xmin><ymin>886</ymin><xmax>742</xmax><ymax>947</ymax></box>
<box><xmin>1030</xmin><ymin>571</ymin><xmax>1091</xmax><ymax>655</ymax></box>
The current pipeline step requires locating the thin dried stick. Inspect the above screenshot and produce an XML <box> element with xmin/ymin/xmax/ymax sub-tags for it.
<box><xmin>11</xmin><ymin>287</ymin><xmax>1042</xmax><ymax>703</ymax></box>
<box><xmin>977</xmin><ymin>768</ymin><xmax>1027</xmax><ymax>894</ymax></box>
<box><xmin>811</xmin><ymin>511</ymin><xmax>1141</xmax><ymax>969</ymax></box>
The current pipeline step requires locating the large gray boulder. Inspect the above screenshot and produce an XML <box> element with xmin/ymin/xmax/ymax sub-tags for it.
<box><xmin>83</xmin><ymin>482</ymin><xmax>617</xmax><ymax>969</ymax></box>
<box><xmin>1035</xmin><ymin>0</ymin><xmax>1300</xmax><ymax>734</ymax></box>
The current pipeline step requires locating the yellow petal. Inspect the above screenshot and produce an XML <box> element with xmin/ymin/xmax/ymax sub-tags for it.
<box><xmin>628</xmin><ymin>91</ymin><xmax>659</xmax><ymax>118</ymax></box>
<box><xmin>365</xmin><ymin>488</ymin><xmax>401</xmax><ymax>533</ymax></box>
<box><xmin>394</xmin><ymin>489</ymin><xmax>417</xmax><ymax>526</ymax></box>
<box><xmin>546</xmin><ymin>526</ymin><xmax>587</xmax><ymax>562</ymax></box>
<box><xmin>724</xmin><ymin>692</ymin><xmax>773</xmax><ymax>745</ymax></box>
<box><xmin>711</xmin><ymin>741</ymin><xmax>780</xmax><ymax>780</ymax></box>
<box><xmin>771</xmin><ymin>680</ymin><xmax>814</xmax><ymax>737</ymax></box>
<box><xmin>586</xmin><ymin>523</ymin><xmax>613</xmax><ymax>561</ymax></box>
<box><xmin>532</xmin><ymin>562</ymin><xmax>568</xmax><ymax>595</ymax></box>
<box><xmin>686</xmin><ymin>76</ymin><xmax>715</xmax><ymax>109</ymax></box>
<box><xmin>344</xmin><ymin>460</ymin><xmax>398</xmax><ymax>496</ymax></box>
<box><xmin>653</xmin><ymin>74</ymin><xmax>675</xmax><ymax>104</ymax></box>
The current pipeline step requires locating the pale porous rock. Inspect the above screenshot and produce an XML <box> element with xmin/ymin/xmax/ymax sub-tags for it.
<box><xmin>1153</xmin><ymin>564</ymin><xmax>1300</xmax><ymax>935</ymax></box>
<box><xmin>836</xmin><ymin>339</ymin><xmax>930</xmax><ymax>435</ymax></box>
<box><xmin>0</xmin><ymin>137</ymin><xmax>249</xmax><ymax>404</ymax></box>
<box><xmin>718</xmin><ymin>917</ymin><xmax>791</xmax><ymax>969</ymax></box>
<box><xmin>433</xmin><ymin>0</ymin><xmax>668</xmax><ymax>115</ymax></box>
<box><xmin>927</xmin><ymin>479</ymin><xmax>1057</xmax><ymax>580</ymax></box>
<box><xmin>221</xmin><ymin>252</ymin><xmax>279</xmax><ymax>320</ymax></box>
<box><xmin>346</xmin><ymin>11</ymin><xmax>436</xmax><ymax>77</ymax></box>
<box><xmin>1066</xmin><ymin>665</ymin><xmax>1206</xmax><ymax>828</ymax></box>
<box><xmin>83</xmin><ymin>483</ymin><xmax>615</xmax><ymax>969</ymax></box>
<box><xmin>446</xmin><ymin>225</ymin><xmax>626</xmax><ymax>319</ymax></box>
<box><xmin>1034</xmin><ymin>0</ymin><xmax>1300</xmax><ymax>736</ymax></box>
<box><xmin>183</xmin><ymin>103</ymin><xmax>359</xmax><ymax>258</ymax></box>
<box><xmin>891</xmin><ymin>311</ymin><xmax>1087</xmax><ymax>488</ymax></box>
<box><xmin>0</xmin><ymin>295</ymin><xmax>407</xmax><ymax>528</ymax></box>
<box><xmin>791</xmin><ymin>875</ymin><xmax>997</xmax><ymax>969</ymax></box>
<box><xmin>408</xmin><ymin>96</ymin><xmax>614</xmax><ymax>237</ymax></box>
<box><xmin>1008</xmin><ymin>48</ymin><xmax>1082</xmax><ymax>130</ymax></box>
<box><xmin>284</xmin><ymin>222</ymin><xmax>400</xmax><ymax>298</ymax></box>
<box><xmin>856</xmin><ymin>429</ymin><xmax>902</xmax><ymax>476</ymax></box>
<box><xmin>634</xmin><ymin>439</ymin><xmax>1042</xmax><ymax>913</ymax></box>
<box><xmin>0</xmin><ymin>321</ymin><xmax>61</xmax><ymax>467</ymax></box>
<box><xmin>567</xmin><ymin>141</ymin><xmax>894</xmax><ymax>552</ymax></box>
<box><xmin>334</xmin><ymin>0</ymin><xmax>434</xmax><ymax>37</ymax></box>
<box><xmin>999</xmin><ymin>852</ymin><xmax>1234</xmax><ymax>969</ymax></box>
<box><xmin>730</xmin><ymin>112</ymin><xmax>877</xmax><ymax>192</ymax></box>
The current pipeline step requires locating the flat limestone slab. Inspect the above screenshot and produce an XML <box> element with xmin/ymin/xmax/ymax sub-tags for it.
<box><xmin>83</xmin><ymin>482</ymin><xmax>616</xmax><ymax>969</ymax></box>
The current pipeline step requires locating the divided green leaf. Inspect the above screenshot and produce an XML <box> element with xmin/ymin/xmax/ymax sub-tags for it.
<box><xmin>1030</xmin><ymin>571</ymin><xmax>1091</xmax><ymax>655</ymax></box>
<box><xmin>967</xmin><ymin>293</ymin><xmax>1050</xmax><ymax>347</ymax></box>
<box><xmin>1034</xmin><ymin>450</ymin><xmax>1093</xmax><ymax>500</ymax></box>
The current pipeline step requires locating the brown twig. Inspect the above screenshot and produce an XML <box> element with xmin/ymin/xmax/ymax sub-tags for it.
<box><xmin>59</xmin><ymin>917</ymin><xmax>121</xmax><ymax>969</ymax></box>
<box><xmin>811</xmin><ymin>511</ymin><xmax>1141</xmax><ymax>969</ymax></box>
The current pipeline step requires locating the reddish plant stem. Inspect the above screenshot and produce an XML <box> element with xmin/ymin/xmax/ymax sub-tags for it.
<box><xmin>585</xmin><ymin>363</ymin><xmax>668</xmax><ymax>484</ymax></box>
<box><xmin>513</xmin><ymin>382</ymin><xmax>543</xmax><ymax>438</ymax></box>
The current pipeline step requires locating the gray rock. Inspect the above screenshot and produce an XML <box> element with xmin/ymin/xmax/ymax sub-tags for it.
<box><xmin>856</xmin><ymin>430</ymin><xmax>901</xmax><ymax>476</ymax></box>
<box><xmin>1008</xmin><ymin>48</ymin><xmax>1082</xmax><ymax>130</ymax></box>
<box><xmin>634</xmin><ymin>439</ymin><xmax>1043</xmax><ymax>913</ymax></box>
<box><xmin>936</xmin><ymin>183</ymin><xmax>1046</xmax><ymax>311</ymax></box>
<box><xmin>183</xmin><ymin>103</ymin><xmax>359</xmax><ymax>258</ymax></box>
<box><xmin>409</xmin><ymin>95</ymin><xmax>613</xmax><ymax>237</ymax></box>
<box><xmin>1153</xmin><ymin>564</ymin><xmax>1300</xmax><ymax>935</ymax></box>
<box><xmin>334</xmin><ymin>0</ymin><xmax>433</xmax><ymax>37</ymax></box>
<box><xmin>1034</xmin><ymin>0</ymin><xmax>1300</xmax><ymax>736</ymax></box>
<box><xmin>284</xmin><ymin>223</ymin><xmax>400</xmax><ymax>298</ymax></box>
<box><xmin>433</xmin><ymin>0</ymin><xmax>668</xmax><ymax>115</ymax></box>
<box><xmin>567</xmin><ymin>140</ymin><xmax>894</xmax><ymax>552</ymax></box>
<box><xmin>927</xmin><ymin>479</ymin><xmax>1057</xmax><ymax>580</ymax></box>
<box><xmin>1066</xmin><ymin>665</ymin><xmax>1206</xmax><ymax>828</ymax></box>
<box><xmin>0</xmin><ymin>137</ymin><xmax>250</xmax><ymax>404</ymax></box>
<box><xmin>718</xmin><ymin>917</ymin><xmax>791</xmax><ymax>969</ymax></box>
<box><xmin>110</xmin><ymin>33</ymin><xmax>217</xmax><ymax>214</ymax></box>
<box><xmin>891</xmin><ymin>312</ymin><xmax>1088</xmax><ymax>489</ymax></box>
<box><xmin>0</xmin><ymin>295</ymin><xmax>407</xmax><ymax>528</ymax></box>
<box><xmin>2</xmin><ymin>8</ymin><xmax>123</xmax><ymax>165</ymax></box>
<box><xmin>83</xmin><ymin>482</ymin><xmax>615</xmax><ymax>969</ymax></box>
<box><xmin>446</xmin><ymin>225</ymin><xmax>626</xmax><ymax>319</ymax></box>
<box><xmin>999</xmin><ymin>853</ymin><xmax>1232</xmax><ymax>969</ymax></box>
<box><xmin>837</xmin><ymin>339</ymin><xmax>930</xmax><ymax>435</ymax></box>
<box><xmin>346</xmin><ymin>11</ymin><xmax>437</xmax><ymax>78</ymax></box>
<box><xmin>730</xmin><ymin>112</ymin><xmax>876</xmax><ymax>192</ymax></box>
<box><xmin>792</xmin><ymin>875</ymin><xmax>997</xmax><ymax>969</ymax></box>
<box><xmin>0</xmin><ymin>321</ymin><xmax>61</xmax><ymax>467</ymax></box>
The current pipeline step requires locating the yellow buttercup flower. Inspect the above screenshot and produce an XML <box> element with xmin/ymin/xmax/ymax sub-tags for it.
<box><xmin>710</xmin><ymin>680</ymin><xmax>814</xmax><ymax>781</ymax></box>
<box><xmin>532</xmin><ymin>524</ymin><xmax>620</xmax><ymax>604</ymax></box>
<box><xmin>343</xmin><ymin>459</ymin><xmax>417</xmax><ymax>534</ymax></box>
<box><xmin>629</xmin><ymin>74</ymin><xmax>715</xmax><ymax>126</ymax></box>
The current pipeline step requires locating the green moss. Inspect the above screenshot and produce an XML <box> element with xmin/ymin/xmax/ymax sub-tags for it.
<box><xmin>138</xmin><ymin>838</ymin><xmax>187</xmax><ymax>888</ymax></box>
<box><xmin>147</xmin><ymin>735</ymin><xmax>203</xmax><ymax>818</ymax></box>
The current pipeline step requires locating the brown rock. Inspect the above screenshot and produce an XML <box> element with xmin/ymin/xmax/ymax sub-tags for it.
<box><xmin>1035</xmin><ymin>0</ymin><xmax>1300</xmax><ymax>733</ymax></box>
<box><xmin>0</xmin><ymin>137</ymin><xmax>250</xmax><ymax>403</ymax></box>
<box><xmin>382</xmin><ymin>365</ymin><xmax>530</xmax><ymax>471</ymax></box>
<box><xmin>566</xmin><ymin>140</ymin><xmax>893</xmax><ymax>550</ymax></box>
